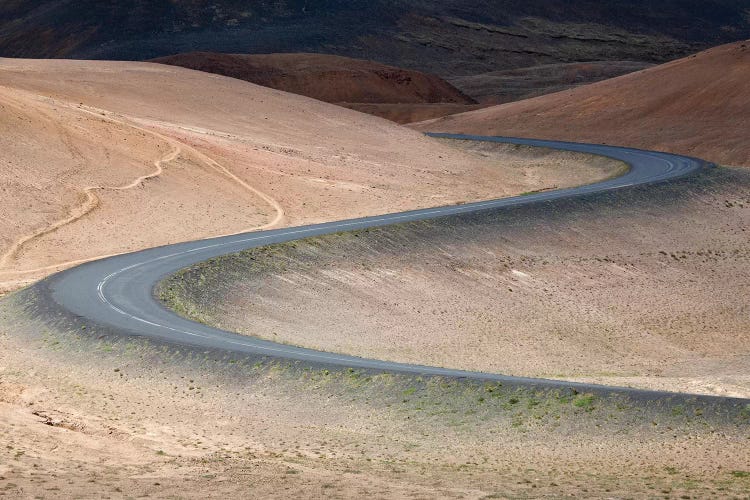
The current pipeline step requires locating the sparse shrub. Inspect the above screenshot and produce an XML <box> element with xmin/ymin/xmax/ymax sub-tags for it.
<box><xmin>573</xmin><ymin>393</ymin><xmax>596</xmax><ymax>411</ymax></box>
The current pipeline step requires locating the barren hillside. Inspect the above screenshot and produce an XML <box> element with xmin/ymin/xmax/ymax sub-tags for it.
<box><xmin>418</xmin><ymin>41</ymin><xmax>750</xmax><ymax>166</ymax></box>
<box><xmin>151</xmin><ymin>52</ymin><xmax>481</xmax><ymax>123</ymax></box>
<box><xmin>160</xmin><ymin>163</ymin><xmax>750</xmax><ymax>398</ymax></box>
<box><xmin>0</xmin><ymin>58</ymin><xmax>609</xmax><ymax>293</ymax></box>
<box><xmin>449</xmin><ymin>61</ymin><xmax>653</xmax><ymax>104</ymax></box>
<box><xmin>152</xmin><ymin>52</ymin><xmax>475</xmax><ymax>105</ymax></box>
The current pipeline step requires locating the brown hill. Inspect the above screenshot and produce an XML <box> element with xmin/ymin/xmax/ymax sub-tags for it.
<box><xmin>340</xmin><ymin>102</ymin><xmax>485</xmax><ymax>124</ymax></box>
<box><xmin>0</xmin><ymin>58</ymin><xmax>607</xmax><ymax>292</ymax></box>
<box><xmin>152</xmin><ymin>52</ymin><xmax>475</xmax><ymax>106</ymax></box>
<box><xmin>417</xmin><ymin>41</ymin><xmax>750</xmax><ymax>167</ymax></box>
<box><xmin>449</xmin><ymin>61</ymin><xmax>653</xmax><ymax>105</ymax></box>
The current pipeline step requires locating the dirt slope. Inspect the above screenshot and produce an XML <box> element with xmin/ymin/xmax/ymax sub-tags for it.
<box><xmin>160</xmin><ymin>165</ymin><xmax>750</xmax><ymax>398</ymax></box>
<box><xmin>151</xmin><ymin>52</ymin><xmax>480</xmax><ymax>123</ymax></box>
<box><xmin>0</xmin><ymin>58</ymin><xmax>599</xmax><ymax>293</ymax></box>
<box><xmin>342</xmin><ymin>102</ymin><xmax>486</xmax><ymax>124</ymax></box>
<box><xmin>151</xmin><ymin>52</ymin><xmax>475</xmax><ymax>105</ymax></box>
<box><xmin>2</xmin><ymin>304</ymin><xmax>749</xmax><ymax>497</ymax></box>
<box><xmin>449</xmin><ymin>61</ymin><xmax>653</xmax><ymax>104</ymax></box>
<box><xmin>418</xmin><ymin>41</ymin><xmax>750</xmax><ymax>167</ymax></box>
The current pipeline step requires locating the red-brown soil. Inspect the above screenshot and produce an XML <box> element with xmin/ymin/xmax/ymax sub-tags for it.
<box><xmin>151</xmin><ymin>52</ymin><xmax>480</xmax><ymax>123</ymax></box>
<box><xmin>340</xmin><ymin>102</ymin><xmax>486</xmax><ymax>124</ymax></box>
<box><xmin>418</xmin><ymin>41</ymin><xmax>750</xmax><ymax>167</ymax></box>
<box><xmin>152</xmin><ymin>52</ymin><xmax>475</xmax><ymax>105</ymax></box>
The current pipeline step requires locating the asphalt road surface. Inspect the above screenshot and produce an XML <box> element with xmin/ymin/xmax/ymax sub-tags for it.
<box><xmin>39</xmin><ymin>134</ymin><xmax>714</xmax><ymax>396</ymax></box>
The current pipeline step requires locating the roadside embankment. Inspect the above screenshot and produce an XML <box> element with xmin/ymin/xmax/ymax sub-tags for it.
<box><xmin>160</xmin><ymin>167</ymin><xmax>750</xmax><ymax>398</ymax></box>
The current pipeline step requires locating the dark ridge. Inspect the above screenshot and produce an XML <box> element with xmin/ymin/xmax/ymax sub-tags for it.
<box><xmin>1</xmin><ymin>1</ymin><xmax>748</xmax><ymax>76</ymax></box>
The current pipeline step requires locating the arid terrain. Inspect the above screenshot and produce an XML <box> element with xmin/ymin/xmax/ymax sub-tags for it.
<box><xmin>340</xmin><ymin>102</ymin><xmax>486</xmax><ymax>124</ymax></box>
<box><xmin>5</xmin><ymin>1</ymin><xmax>747</xmax><ymax>128</ymax></box>
<box><xmin>151</xmin><ymin>52</ymin><xmax>482</xmax><ymax>123</ymax></box>
<box><xmin>151</xmin><ymin>52</ymin><xmax>474</xmax><ymax>106</ymax></box>
<box><xmin>0</xmin><ymin>58</ymin><xmax>604</xmax><ymax>294</ymax></box>
<box><xmin>449</xmin><ymin>61</ymin><xmax>653</xmax><ymax>105</ymax></box>
<box><xmin>419</xmin><ymin>41</ymin><xmax>750</xmax><ymax>167</ymax></box>
<box><xmin>150</xmin><ymin>54</ymin><xmax>656</xmax><ymax>123</ymax></box>
<box><xmin>1</xmin><ymin>294</ymin><xmax>749</xmax><ymax>498</ymax></box>
<box><xmin>0</xmin><ymin>5</ymin><xmax>749</xmax><ymax>496</ymax></box>
<box><xmin>160</xmin><ymin>160</ymin><xmax>750</xmax><ymax>399</ymax></box>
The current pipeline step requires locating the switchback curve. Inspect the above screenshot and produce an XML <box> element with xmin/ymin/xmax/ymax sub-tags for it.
<box><xmin>23</xmin><ymin>134</ymin><xmax>734</xmax><ymax>401</ymax></box>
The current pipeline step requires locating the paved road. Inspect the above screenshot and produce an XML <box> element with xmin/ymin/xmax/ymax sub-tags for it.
<box><xmin>41</xmin><ymin>134</ymin><xmax>713</xmax><ymax>395</ymax></box>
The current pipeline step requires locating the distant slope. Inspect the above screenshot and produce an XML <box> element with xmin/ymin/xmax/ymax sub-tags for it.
<box><xmin>449</xmin><ymin>61</ymin><xmax>653</xmax><ymax>104</ymax></box>
<box><xmin>339</xmin><ymin>103</ymin><xmax>485</xmax><ymax>124</ymax></box>
<box><xmin>151</xmin><ymin>52</ymin><xmax>475</xmax><ymax>105</ymax></box>
<box><xmin>417</xmin><ymin>41</ymin><xmax>750</xmax><ymax>167</ymax></box>
<box><xmin>1</xmin><ymin>1</ymin><xmax>749</xmax><ymax>76</ymax></box>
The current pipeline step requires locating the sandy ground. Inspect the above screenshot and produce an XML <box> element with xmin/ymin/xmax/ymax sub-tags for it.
<box><xmin>416</xmin><ymin>41</ymin><xmax>750</xmax><ymax>167</ymax></box>
<box><xmin>162</xmin><ymin>166</ymin><xmax>750</xmax><ymax>399</ymax></box>
<box><xmin>0</xmin><ymin>309</ymin><xmax>748</xmax><ymax>498</ymax></box>
<box><xmin>0</xmin><ymin>56</ymin><xmax>748</xmax><ymax>498</ymax></box>
<box><xmin>0</xmin><ymin>58</ymin><xmax>607</xmax><ymax>293</ymax></box>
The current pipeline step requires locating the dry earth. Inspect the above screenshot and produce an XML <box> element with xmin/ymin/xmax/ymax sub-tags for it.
<box><xmin>0</xmin><ymin>58</ymin><xmax>748</xmax><ymax>499</ymax></box>
<box><xmin>417</xmin><ymin>41</ymin><xmax>750</xmax><ymax>167</ymax></box>
<box><xmin>448</xmin><ymin>61</ymin><xmax>653</xmax><ymax>105</ymax></box>
<box><xmin>339</xmin><ymin>102</ymin><xmax>486</xmax><ymax>125</ymax></box>
<box><xmin>151</xmin><ymin>52</ymin><xmax>482</xmax><ymax>124</ymax></box>
<box><xmin>160</xmin><ymin>163</ymin><xmax>750</xmax><ymax>399</ymax></box>
<box><xmin>0</xmin><ymin>58</ymin><xmax>603</xmax><ymax>293</ymax></box>
<box><xmin>0</xmin><ymin>302</ymin><xmax>748</xmax><ymax>498</ymax></box>
<box><xmin>151</xmin><ymin>52</ymin><xmax>475</xmax><ymax>105</ymax></box>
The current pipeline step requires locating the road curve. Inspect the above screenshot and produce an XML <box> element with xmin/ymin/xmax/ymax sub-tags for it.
<box><xmin>38</xmin><ymin>135</ymin><xmax>714</xmax><ymax>396</ymax></box>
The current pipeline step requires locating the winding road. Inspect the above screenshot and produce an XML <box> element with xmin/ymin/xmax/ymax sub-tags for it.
<box><xmin>38</xmin><ymin>134</ymin><xmax>714</xmax><ymax>395</ymax></box>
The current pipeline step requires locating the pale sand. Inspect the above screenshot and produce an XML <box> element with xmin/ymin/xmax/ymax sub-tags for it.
<box><xmin>0</xmin><ymin>319</ymin><xmax>747</xmax><ymax>498</ymax></box>
<box><xmin>0</xmin><ymin>58</ymin><xmax>615</xmax><ymax>292</ymax></box>
<box><xmin>2</xmin><ymin>58</ymin><xmax>745</xmax><ymax>497</ymax></box>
